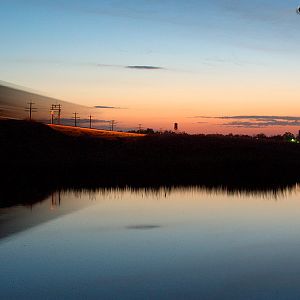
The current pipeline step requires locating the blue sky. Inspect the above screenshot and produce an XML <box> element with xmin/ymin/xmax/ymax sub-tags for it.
<box><xmin>1</xmin><ymin>0</ymin><xmax>300</xmax><ymax>133</ymax></box>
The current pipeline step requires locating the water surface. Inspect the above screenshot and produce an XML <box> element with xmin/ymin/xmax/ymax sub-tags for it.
<box><xmin>2</xmin><ymin>186</ymin><xmax>300</xmax><ymax>299</ymax></box>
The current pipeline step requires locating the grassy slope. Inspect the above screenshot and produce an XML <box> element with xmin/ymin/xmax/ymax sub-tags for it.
<box><xmin>48</xmin><ymin>124</ymin><xmax>145</xmax><ymax>138</ymax></box>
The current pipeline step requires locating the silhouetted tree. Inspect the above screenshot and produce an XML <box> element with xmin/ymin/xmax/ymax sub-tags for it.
<box><xmin>255</xmin><ymin>133</ymin><xmax>267</xmax><ymax>139</ymax></box>
<box><xmin>283</xmin><ymin>132</ymin><xmax>295</xmax><ymax>141</ymax></box>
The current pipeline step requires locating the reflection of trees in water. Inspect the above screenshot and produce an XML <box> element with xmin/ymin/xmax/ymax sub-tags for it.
<box><xmin>50</xmin><ymin>190</ymin><xmax>61</xmax><ymax>210</ymax></box>
<box><xmin>1</xmin><ymin>182</ymin><xmax>299</xmax><ymax>210</ymax></box>
<box><xmin>71</xmin><ymin>184</ymin><xmax>298</xmax><ymax>201</ymax></box>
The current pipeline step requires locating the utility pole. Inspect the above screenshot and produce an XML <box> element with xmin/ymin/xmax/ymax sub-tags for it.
<box><xmin>57</xmin><ymin>104</ymin><xmax>61</xmax><ymax>124</ymax></box>
<box><xmin>50</xmin><ymin>104</ymin><xmax>62</xmax><ymax>124</ymax></box>
<box><xmin>73</xmin><ymin>112</ymin><xmax>79</xmax><ymax>127</ymax></box>
<box><xmin>89</xmin><ymin>115</ymin><xmax>93</xmax><ymax>129</ymax></box>
<box><xmin>50</xmin><ymin>110</ymin><xmax>54</xmax><ymax>124</ymax></box>
<box><xmin>50</xmin><ymin>105</ymin><xmax>55</xmax><ymax>124</ymax></box>
<box><xmin>110</xmin><ymin>120</ymin><xmax>116</xmax><ymax>131</ymax></box>
<box><xmin>25</xmin><ymin>102</ymin><xmax>37</xmax><ymax>120</ymax></box>
<box><xmin>138</xmin><ymin>124</ymin><xmax>143</xmax><ymax>132</ymax></box>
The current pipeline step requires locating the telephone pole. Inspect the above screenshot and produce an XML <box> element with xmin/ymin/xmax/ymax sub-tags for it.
<box><xmin>110</xmin><ymin>120</ymin><xmax>117</xmax><ymax>131</ymax></box>
<box><xmin>50</xmin><ymin>110</ymin><xmax>54</xmax><ymax>124</ymax></box>
<box><xmin>138</xmin><ymin>124</ymin><xmax>143</xmax><ymax>132</ymax></box>
<box><xmin>57</xmin><ymin>104</ymin><xmax>61</xmax><ymax>124</ymax></box>
<box><xmin>50</xmin><ymin>104</ymin><xmax>62</xmax><ymax>124</ymax></box>
<box><xmin>25</xmin><ymin>102</ymin><xmax>37</xmax><ymax>120</ymax></box>
<box><xmin>73</xmin><ymin>112</ymin><xmax>79</xmax><ymax>127</ymax></box>
<box><xmin>89</xmin><ymin>115</ymin><xmax>93</xmax><ymax>129</ymax></box>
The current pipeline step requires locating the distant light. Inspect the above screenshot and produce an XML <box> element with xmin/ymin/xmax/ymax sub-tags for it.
<box><xmin>289</xmin><ymin>138</ymin><xmax>299</xmax><ymax>143</ymax></box>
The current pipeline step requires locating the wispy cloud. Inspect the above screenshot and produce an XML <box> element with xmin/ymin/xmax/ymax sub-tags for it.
<box><xmin>203</xmin><ymin>56</ymin><xmax>266</xmax><ymax>67</ymax></box>
<box><xmin>39</xmin><ymin>1</ymin><xmax>205</xmax><ymax>28</ymax></box>
<box><xmin>94</xmin><ymin>105</ymin><xmax>125</xmax><ymax>109</ymax></box>
<box><xmin>193</xmin><ymin>115</ymin><xmax>300</xmax><ymax>128</ymax></box>
<box><xmin>212</xmin><ymin>0</ymin><xmax>298</xmax><ymax>54</ymax></box>
<box><xmin>97</xmin><ymin>64</ymin><xmax>166</xmax><ymax>70</ymax></box>
<box><xmin>223</xmin><ymin>120</ymin><xmax>300</xmax><ymax>128</ymax></box>
<box><xmin>3</xmin><ymin>58</ymin><xmax>166</xmax><ymax>71</ymax></box>
<box><xmin>126</xmin><ymin>65</ymin><xmax>164</xmax><ymax>70</ymax></box>
<box><xmin>216</xmin><ymin>0</ymin><xmax>292</xmax><ymax>24</ymax></box>
<box><xmin>96</xmin><ymin>63</ymin><xmax>166</xmax><ymax>70</ymax></box>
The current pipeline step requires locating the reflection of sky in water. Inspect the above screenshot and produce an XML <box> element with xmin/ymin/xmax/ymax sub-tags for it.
<box><xmin>2</xmin><ymin>187</ymin><xmax>300</xmax><ymax>299</ymax></box>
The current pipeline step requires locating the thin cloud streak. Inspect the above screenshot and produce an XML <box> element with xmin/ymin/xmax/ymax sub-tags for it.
<box><xmin>217</xmin><ymin>0</ymin><xmax>292</xmax><ymax>24</ymax></box>
<box><xmin>194</xmin><ymin>116</ymin><xmax>300</xmax><ymax>121</ymax></box>
<box><xmin>3</xmin><ymin>58</ymin><xmax>166</xmax><ymax>71</ymax></box>
<box><xmin>94</xmin><ymin>105</ymin><xmax>125</xmax><ymax>109</ymax></box>
<box><xmin>126</xmin><ymin>65</ymin><xmax>164</xmax><ymax>70</ymax></box>
<box><xmin>94</xmin><ymin>105</ymin><xmax>118</xmax><ymax>109</ymax></box>
<box><xmin>223</xmin><ymin>121</ymin><xmax>300</xmax><ymax>128</ymax></box>
<box><xmin>194</xmin><ymin>115</ymin><xmax>300</xmax><ymax>128</ymax></box>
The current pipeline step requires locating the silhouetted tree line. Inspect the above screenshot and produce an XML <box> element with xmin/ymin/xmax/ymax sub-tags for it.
<box><xmin>129</xmin><ymin>128</ymin><xmax>179</xmax><ymax>135</ymax></box>
<box><xmin>129</xmin><ymin>128</ymin><xmax>300</xmax><ymax>143</ymax></box>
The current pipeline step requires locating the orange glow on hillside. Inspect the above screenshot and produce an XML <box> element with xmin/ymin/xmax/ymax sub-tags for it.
<box><xmin>48</xmin><ymin>124</ymin><xmax>145</xmax><ymax>138</ymax></box>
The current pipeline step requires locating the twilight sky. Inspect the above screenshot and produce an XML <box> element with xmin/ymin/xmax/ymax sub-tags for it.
<box><xmin>1</xmin><ymin>0</ymin><xmax>300</xmax><ymax>134</ymax></box>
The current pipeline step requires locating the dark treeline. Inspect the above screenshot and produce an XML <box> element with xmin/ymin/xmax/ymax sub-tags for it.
<box><xmin>130</xmin><ymin>128</ymin><xmax>299</xmax><ymax>142</ymax></box>
<box><xmin>1</xmin><ymin>119</ymin><xmax>300</xmax><ymax>207</ymax></box>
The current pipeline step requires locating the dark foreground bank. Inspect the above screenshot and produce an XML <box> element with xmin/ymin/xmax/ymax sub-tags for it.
<box><xmin>1</xmin><ymin>119</ymin><xmax>300</xmax><ymax>206</ymax></box>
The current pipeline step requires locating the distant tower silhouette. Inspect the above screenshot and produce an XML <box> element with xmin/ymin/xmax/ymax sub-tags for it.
<box><xmin>174</xmin><ymin>123</ymin><xmax>178</xmax><ymax>131</ymax></box>
<box><xmin>89</xmin><ymin>115</ymin><xmax>93</xmax><ymax>129</ymax></box>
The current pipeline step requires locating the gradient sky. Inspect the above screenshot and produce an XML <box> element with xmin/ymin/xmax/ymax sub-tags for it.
<box><xmin>1</xmin><ymin>0</ymin><xmax>300</xmax><ymax>134</ymax></box>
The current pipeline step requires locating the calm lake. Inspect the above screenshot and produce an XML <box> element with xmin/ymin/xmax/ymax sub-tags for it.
<box><xmin>2</xmin><ymin>186</ymin><xmax>300</xmax><ymax>299</ymax></box>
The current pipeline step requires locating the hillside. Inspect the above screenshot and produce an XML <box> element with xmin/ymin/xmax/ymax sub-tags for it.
<box><xmin>48</xmin><ymin>124</ymin><xmax>145</xmax><ymax>138</ymax></box>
